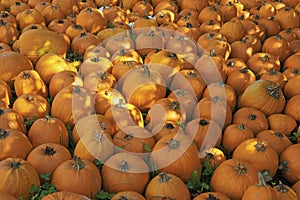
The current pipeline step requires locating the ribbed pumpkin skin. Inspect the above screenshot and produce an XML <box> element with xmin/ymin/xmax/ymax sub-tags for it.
<box><xmin>17</xmin><ymin>29</ymin><xmax>68</xmax><ymax>64</ymax></box>
<box><xmin>41</xmin><ymin>191</ymin><xmax>91</xmax><ymax>200</ymax></box>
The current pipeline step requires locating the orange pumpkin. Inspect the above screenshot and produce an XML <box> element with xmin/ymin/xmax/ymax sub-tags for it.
<box><xmin>267</xmin><ymin>114</ymin><xmax>297</xmax><ymax>136</ymax></box>
<box><xmin>0</xmin><ymin>108</ymin><xmax>26</xmax><ymax>133</ymax></box>
<box><xmin>41</xmin><ymin>191</ymin><xmax>91</xmax><ymax>200</ymax></box>
<box><xmin>0</xmin><ymin>158</ymin><xmax>40</xmax><ymax>200</ymax></box>
<box><xmin>193</xmin><ymin>192</ymin><xmax>230</xmax><ymax>200</ymax></box>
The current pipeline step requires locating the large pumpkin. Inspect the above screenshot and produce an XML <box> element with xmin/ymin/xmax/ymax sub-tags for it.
<box><xmin>0</xmin><ymin>158</ymin><xmax>40</xmax><ymax>200</ymax></box>
<box><xmin>17</xmin><ymin>29</ymin><xmax>68</xmax><ymax>64</ymax></box>
<box><xmin>51</xmin><ymin>157</ymin><xmax>101</xmax><ymax>200</ymax></box>
<box><xmin>42</xmin><ymin>191</ymin><xmax>91</xmax><ymax>200</ymax></box>
<box><xmin>238</xmin><ymin>80</ymin><xmax>286</xmax><ymax>116</ymax></box>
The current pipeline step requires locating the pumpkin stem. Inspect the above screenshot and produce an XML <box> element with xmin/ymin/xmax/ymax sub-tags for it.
<box><xmin>158</xmin><ymin>172</ymin><xmax>171</xmax><ymax>182</ymax></box>
<box><xmin>267</xmin><ymin>84</ymin><xmax>281</xmax><ymax>99</ymax></box>
<box><xmin>72</xmin><ymin>24</ymin><xmax>84</xmax><ymax>30</ymax></box>
<box><xmin>254</xmin><ymin>141</ymin><xmax>267</xmax><ymax>152</ymax></box>
<box><xmin>186</xmin><ymin>22</ymin><xmax>193</xmax><ymax>28</ymax></box>
<box><xmin>257</xmin><ymin>171</ymin><xmax>268</xmax><ymax>186</ymax></box>
<box><xmin>238</xmin><ymin>123</ymin><xmax>246</xmax><ymax>130</ymax></box>
<box><xmin>168</xmin><ymin>101</ymin><xmax>180</xmax><ymax>110</ymax></box>
<box><xmin>80</xmin><ymin>32</ymin><xmax>88</xmax><ymax>37</ymax></box>
<box><xmin>276</xmin><ymin>181</ymin><xmax>289</xmax><ymax>193</ymax></box>
<box><xmin>94</xmin><ymin>131</ymin><xmax>105</xmax><ymax>142</ymax></box>
<box><xmin>165</xmin><ymin>123</ymin><xmax>175</xmax><ymax>129</ymax></box>
<box><xmin>0</xmin><ymin>128</ymin><xmax>9</xmax><ymax>139</ymax></box>
<box><xmin>234</xmin><ymin>163</ymin><xmax>248</xmax><ymax>175</ymax></box>
<box><xmin>199</xmin><ymin>119</ymin><xmax>209</xmax><ymax>126</ymax></box>
<box><xmin>211</xmin><ymin>96</ymin><xmax>220</xmax><ymax>103</ymax></box>
<box><xmin>117</xmin><ymin>99</ymin><xmax>125</xmax><ymax>108</ymax></box>
<box><xmin>124</xmin><ymin>133</ymin><xmax>134</xmax><ymax>140</ymax></box>
<box><xmin>187</xmin><ymin>70</ymin><xmax>197</xmax><ymax>77</ymax></box>
<box><xmin>167</xmin><ymin>52</ymin><xmax>178</xmax><ymax>59</ymax></box>
<box><xmin>22</xmin><ymin>71</ymin><xmax>31</xmax><ymax>79</ymax></box>
<box><xmin>261</xmin><ymin>54</ymin><xmax>270</xmax><ymax>62</ymax></box>
<box><xmin>207</xmin><ymin>193</ymin><xmax>220</xmax><ymax>200</ymax></box>
<box><xmin>73</xmin><ymin>86</ymin><xmax>82</xmax><ymax>94</ymax></box>
<box><xmin>209</xmin><ymin>49</ymin><xmax>216</xmax><ymax>57</ymax></box>
<box><xmin>208</xmin><ymin>20</ymin><xmax>215</xmax><ymax>25</ymax></box>
<box><xmin>0</xmin><ymin>108</ymin><xmax>5</xmax><ymax>115</ymax></box>
<box><xmin>269</xmin><ymin>68</ymin><xmax>277</xmax><ymax>75</ymax></box>
<box><xmin>44</xmin><ymin>115</ymin><xmax>52</xmax><ymax>121</ymax></box>
<box><xmin>249</xmin><ymin>114</ymin><xmax>256</xmax><ymax>120</ymax></box>
<box><xmin>26</xmin><ymin>95</ymin><xmax>34</xmax><ymax>101</ymax></box>
<box><xmin>90</xmin><ymin>56</ymin><xmax>100</xmax><ymax>62</ymax></box>
<box><xmin>278</xmin><ymin>160</ymin><xmax>289</xmax><ymax>170</ymax></box>
<box><xmin>72</xmin><ymin>156</ymin><xmax>86</xmax><ymax>171</ymax></box>
<box><xmin>10</xmin><ymin>161</ymin><xmax>22</xmax><ymax>169</ymax></box>
<box><xmin>0</xmin><ymin>11</ymin><xmax>9</xmax><ymax>18</ymax></box>
<box><xmin>167</xmin><ymin>138</ymin><xmax>180</xmax><ymax>149</ymax></box>
<box><xmin>57</xmin><ymin>19</ymin><xmax>64</xmax><ymax>23</ymax></box>
<box><xmin>274</xmin><ymin>132</ymin><xmax>284</xmax><ymax>138</ymax></box>
<box><xmin>120</xmin><ymin>160</ymin><xmax>130</xmax><ymax>172</ymax></box>
<box><xmin>98</xmin><ymin>71</ymin><xmax>107</xmax><ymax>80</ymax></box>
<box><xmin>175</xmin><ymin>89</ymin><xmax>186</xmax><ymax>97</ymax></box>
<box><xmin>148</xmin><ymin>30</ymin><xmax>155</xmax><ymax>36</ymax></box>
<box><xmin>100</xmin><ymin>122</ymin><xmax>107</xmax><ymax>130</ymax></box>
<box><xmin>142</xmin><ymin>64</ymin><xmax>151</xmax><ymax>77</ymax></box>
<box><xmin>44</xmin><ymin>146</ymin><xmax>56</xmax><ymax>156</ymax></box>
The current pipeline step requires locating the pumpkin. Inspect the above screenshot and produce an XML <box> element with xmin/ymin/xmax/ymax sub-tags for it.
<box><xmin>0</xmin><ymin>42</ymin><xmax>11</xmax><ymax>53</ymax></box>
<box><xmin>260</xmin><ymin>68</ymin><xmax>287</xmax><ymax>89</ymax></box>
<box><xmin>0</xmin><ymin>158</ymin><xmax>40</xmax><ymax>200</ymax></box>
<box><xmin>103</xmin><ymin>6</ymin><xmax>129</xmax><ymax>24</ymax></box>
<box><xmin>198</xmin><ymin>5</ymin><xmax>223</xmax><ymax>24</ymax></box>
<box><xmin>16</xmin><ymin>8</ymin><xmax>46</xmax><ymax>30</ymax></box>
<box><xmin>41</xmin><ymin>191</ymin><xmax>91</xmax><ymax>200</ymax></box>
<box><xmin>192</xmin><ymin>95</ymin><xmax>232</xmax><ymax>129</ymax></box>
<box><xmin>83</xmin><ymin>45</ymin><xmax>111</xmax><ymax>60</ymax></box>
<box><xmin>238</xmin><ymin>80</ymin><xmax>286</xmax><ymax>116</ymax></box>
<box><xmin>226</xmin><ymin>68</ymin><xmax>256</xmax><ymax>96</ymax></box>
<box><xmin>274</xmin><ymin>182</ymin><xmax>298</xmax><ymax>200</ymax></box>
<box><xmin>284</xmin><ymin>75</ymin><xmax>300</xmax><ymax>98</ymax></box>
<box><xmin>220</xmin><ymin>20</ymin><xmax>246</xmax><ymax>43</ymax></box>
<box><xmin>14</xmin><ymin>70</ymin><xmax>48</xmax><ymax>98</ymax></box>
<box><xmin>284</xmin><ymin>94</ymin><xmax>300</xmax><ymax>121</ymax></box>
<box><xmin>0</xmin><ymin>128</ymin><xmax>32</xmax><ymax>161</ymax></box>
<box><xmin>232</xmin><ymin>138</ymin><xmax>279</xmax><ymax>177</ymax></box>
<box><xmin>28</xmin><ymin>115</ymin><xmax>69</xmax><ymax>147</ymax></box>
<box><xmin>222</xmin><ymin>123</ymin><xmax>254</xmax><ymax>152</ymax></box>
<box><xmin>101</xmin><ymin>152</ymin><xmax>150</xmax><ymax>194</ymax></box>
<box><xmin>12</xmin><ymin>93</ymin><xmax>50</xmax><ymax>120</ymax></box>
<box><xmin>155</xmin><ymin>9</ymin><xmax>178</xmax><ymax>25</ymax></box>
<box><xmin>180</xmin><ymin>0</ymin><xmax>208</xmax><ymax>12</ymax></box>
<box><xmin>279</xmin><ymin>143</ymin><xmax>300</xmax><ymax>184</ymax></box>
<box><xmin>121</xmin><ymin>64</ymin><xmax>166</xmax><ymax>112</ymax></box>
<box><xmin>113</xmin><ymin>125</ymin><xmax>155</xmax><ymax>154</ymax></box>
<box><xmin>17</xmin><ymin>29</ymin><xmax>68</xmax><ymax>64</ymax></box>
<box><xmin>34</xmin><ymin>2</ymin><xmax>51</xmax><ymax>14</ymax></box>
<box><xmin>185</xmin><ymin>117</ymin><xmax>222</xmax><ymax>150</ymax></box>
<box><xmin>0</xmin><ymin>80</ymin><xmax>12</xmax><ymax>107</ymax></box>
<box><xmin>256</xmin><ymin>130</ymin><xmax>292</xmax><ymax>156</ymax></box>
<box><xmin>65</xmin><ymin>24</ymin><xmax>87</xmax><ymax>40</ymax></box>
<box><xmin>104</xmin><ymin>99</ymin><xmax>144</xmax><ymax>132</ymax></box>
<box><xmin>51</xmin><ymin>0</ymin><xmax>79</xmax><ymax>16</ymax></box>
<box><xmin>71</xmin><ymin>32</ymin><xmax>101</xmax><ymax>56</ymax></box>
<box><xmin>225</xmin><ymin>58</ymin><xmax>247</xmax><ymax>74</ymax></box>
<box><xmin>144</xmin><ymin>172</ymin><xmax>191</xmax><ymax>200</ymax></box>
<box><xmin>267</xmin><ymin>114</ymin><xmax>297</xmax><ymax>136</ymax></box>
<box><xmin>77</xmin><ymin>0</ymin><xmax>97</xmax><ymax>11</ymax></box>
<box><xmin>199</xmin><ymin>147</ymin><xmax>226</xmax><ymax>169</ymax></box>
<box><xmin>111</xmin><ymin>191</ymin><xmax>145</xmax><ymax>200</ymax></box>
<box><xmin>292</xmin><ymin>180</ymin><xmax>300</xmax><ymax>199</ymax></box>
<box><xmin>232</xmin><ymin>107</ymin><xmax>268</xmax><ymax>135</ymax></box>
<box><xmin>0</xmin><ymin>51</ymin><xmax>33</xmax><ymax>85</ymax></box>
<box><xmin>0</xmin><ymin>193</ymin><xmax>17</xmax><ymax>200</ymax></box>
<box><xmin>0</xmin><ymin>11</ymin><xmax>17</xmax><ymax>28</ymax></box>
<box><xmin>150</xmin><ymin>132</ymin><xmax>201</xmax><ymax>182</ymax></box>
<box><xmin>49</xmin><ymin>70</ymin><xmax>83</xmax><ymax>98</ymax></box>
<box><xmin>97</xmin><ymin>27</ymin><xmax>128</xmax><ymax>43</ymax></box>
<box><xmin>0</xmin><ymin>19</ymin><xmax>19</xmax><ymax>45</ymax></box>
<box><xmin>27</xmin><ymin>143</ymin><xmax>72</xmax><ymax>182</ymax></box>
<box><xmin>111</xmin><ymin>49</ymin><xmax>143</xmax><ymax>65</ymax></box>
<box><xmin>262</xmin><ymin>34</ymin><xmax>291</xmax><ymax>63</ymax></box>
<box><xmin>274</xmin><ymin>6</ymin><xmax>299</xmax><ymax>30</ymax></box>
<box><xmin>170</xmin><ymin>69</ymin><xmax>206</xmax><ymax>100</ymax></box>
<box><xmin>41</xmin><ymin>4</ymin><xmax>65</xmax><ymax>25</ymax></box>
<box><xmin>0</xmin><ymin>108</ymin><xmax>26</xmax><ymax>133</ymax></box>
<box><xmin>51</xmin><ymin>85</ymin><xmax>95</xmax><ymax>127</ymax></box>
<box><xmin>35</xmin><ymin>52</ymin><xmax>77</xmax><ymax>84</ymax></box>
<box><xmin>104</xmin><ymin>33</ymin><xmax>135</xmax><ymax>55</ymax></box>
<box><xmin>51</xmin><ymin>157</ymin><xmax>101</xmax><ymax>200</ymax></box>
<box><xmin>242</xmin><ymin>171</ymin><xmax>278</xmax><ymax>200</ymax></box>
<box><xmin>83</xmin><ymin>71</ymin><xmax>116</xmax><ymax>94</ymax></box>
<box><xmin>135</xmin><ymin>30</ymin><xmax>165</xmax><ymax>57</ymax></box>
<box><xmin>210</xmin><ymin>159</ymin><xmax>259</xmax><ymax>200</ymax></box>
<box><xmin>94</xmin><ymin>88</ymin><xmax>126</xmax><ymax>116</ymax></box>
<box><xmin>48</xmin><ymin>18</ymin><xmax>73</xmax><ymax>34</ymax></box>
<box><xmin>193</xmin><ymin>192</ymin><xmax>230</xmax><ymax>200</ymax></box>
<box><xmin>167</xmin><ymin>89</ymin><xmax>198</xmax><ymax>121</ymax></box>
<box><xmin>80</xmin><ymin>56</ymin><xmax>113</xmax><ymax>79</ymax></box>
<box><xmin>199</xmin><ymin>19</ymin><xmax>221</xmax><ymax>34</ymax></box>
<box><xmin>150</xmin><ymin>121</ymin><xmax>182</xmax><ymax>142</ymax></box>
<box><xmin>76</xmin><ymin>7</ymin><xmax>106</xmax><ymax>34</ymax></box>
<box><xmin>145</xmin><ymin>97</ymin><xmax>186</xmax><ymax>130</ymax></box>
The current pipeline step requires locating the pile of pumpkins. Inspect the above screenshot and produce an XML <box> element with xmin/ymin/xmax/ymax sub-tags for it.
<box><xmin>1</xmin><ymin>0</ymin><xmax>300</xmax><ymax>199</ymax></box>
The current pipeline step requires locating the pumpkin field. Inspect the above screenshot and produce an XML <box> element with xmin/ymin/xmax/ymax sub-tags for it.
<box><xmin>1</xmin><ymin>0</ymin><xmax>300</xmax><ymax>199</ymax></box>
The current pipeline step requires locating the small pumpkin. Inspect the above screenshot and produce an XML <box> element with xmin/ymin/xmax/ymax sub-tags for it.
<box><xmin>0</xmin><ymin>108</ymin><xmax>26</xmax><ymax>133</ymax></box>
<box><xmin>274</xmin><ymin>182</ymin><xmax>298</xmax><ymax>200</ymax></box>
<box><xmin>144</xmin><ymin>172</ymin><xmax>191</xmax><ymax>200</ymax></box>
<box><xmin>267</xmin><ymin>114</ymin><xmax>297</xmax><ymax>136</ymax></box>
<box><xmin>101</xmin><ymin>152</ymin><xmax>150</xmax><ymax>194</ymax></box>
<box><xmin>41</xmin><ymin>191</ymin><xmax>91</xmax><ymax>200</ymax></box>
<box><xmin>193</xmin><ymin>192</ymin><xmax>230</xmax><ymax>200</ymax></box>
<box><xmin>284</xmin><ymin>94</ymin><xmax>300</xmax><ymax>121</ymax></box>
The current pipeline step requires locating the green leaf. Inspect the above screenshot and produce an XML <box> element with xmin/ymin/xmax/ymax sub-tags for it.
<box><xmin>94</xmin><ymin>159</ymin><xmax>105</xmax><ymax>171</ymax></box>
<box><xmin>96</xmin><ymin>190</ymin><xmax>114</xmax><ymax>200</ymax></box>
<box><xmin>143</xmin><ymin>142</ymin><xmax>152</xmax><ymax>152</ymax></box>
<box><xmin>39</xmin><ymin>172</ymin><xmax>51</xmax><ymax>181</ymax></box>
<box><xmin>29</xmin><ymin>184</ymin><xmax>39</xmax><ymax>194</ymax></box>
<box><xmin>289</xmin><ymin>132</ymin><xmax>299</xmax><ymax>144</ymax></box>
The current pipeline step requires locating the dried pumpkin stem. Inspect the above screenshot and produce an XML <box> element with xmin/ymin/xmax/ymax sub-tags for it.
<box><xmin>238</xmin><ymin>123</ymin><xmax>246</xmax><ymax>130</ymax></box>
<box><xmin>199</xmin><ymin>119</ymin><xmax>209</xmax><ymax>126</ymax></box>
<box><xmin>158</xmin><ymin>172</ymin><xmax>171</xmax><ymax>182</ymax></box>
<box><xmin>10</xmin><ymin>161</ymin><xmax>22</xmax><ymax>169</ymax></box>
<box><xmin>94</xmin><ymin>131</ymin><xmax>104</xmax><ymax>142</ymax></box>
<box><xmin>98</xmin><ymin>71</ymin><xmax>107</xmax><ymax>80</ymax></box>
<box><xmin>235</xmin><ymin>163</ymin><xmax>248</xmax><ymax>175</ymax></box>
<box><xmin>142</xmin><ymin>64</ymin><xmax>151</xmax><ymax>77</ymax></box>
<box><xmin>72</xmin><ymin>156</ymin><xmax>86</xmax><ymax>171</ymax></box>
<box><xmin>167</xmin><ymin>138</ymin><xmax>180</xmax><ymax>149</ymax></box>
<box><xmin>254</xmin><ymin>141</ymin><xmax>266</xmax><ymax>152</ymax></box>
<box><xmin>207</xmin><ymin>193</ymin><xmax>219</xmax><ymax>200</ymax></box>
<box><xmin>0</xmin><ymin>128</ymin><xmax>9</xmax><ymax>139</ymax></box>
<box><xmin>44</xmin><ymin>146</ymin><xmax>56</xmax><ymax>156</ymax></box>
<box><xmin>274</xmin><ymin>132</ymin><xmax>284</xmax><ymax>138</ymax></box>
<box><xmin>267</xmin><ymin>85</ymin><xmax>281</xmax><ymax>99</ymax></box>
<box><xmin>168</xmin><ymin>101</ymin><xmax>180</xmax><ymax>110</ymax></box>
<box><xmin>165</xmin><ymin>123</ymin><xmax>175</xmax><ymax>129</ymax></box>
<box><xmin>120</xmin><ymin>160</ymin><xmax>130</xmax><ymax>172</ymax></box>
<box><xmin>276</xmin><ymin>181</ymin><xmax>289</xmax><ymax>193</ymax></box>
<box><xmin>249</xmin><ymin>114</ymin><xmax>256</xmax><ymax>120</ymax></box>
<box><xmin>278</xmin><ymin>160</ymin><xmax>289</xmax><ymax>170</ymax></box>
<box><xmin>187</xmin><ymin>70</ymin><xmax>197</xmax><ymax>77</ymax></box>
<box><xmin>124</xmin><ymin>133</ymin><xmax>134</xmax><ymax>140</ymax></box>
<box><xmin>257</xmin><ymin>171</ymin><xmax>268</xmax><ymax>186</ymax></box>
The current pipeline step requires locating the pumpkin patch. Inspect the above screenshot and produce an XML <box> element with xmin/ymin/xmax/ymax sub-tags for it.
<box><xmin>0</xmin><ymin>0</ymin><xmax>300</xmax><ymax>199</ymax></box>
